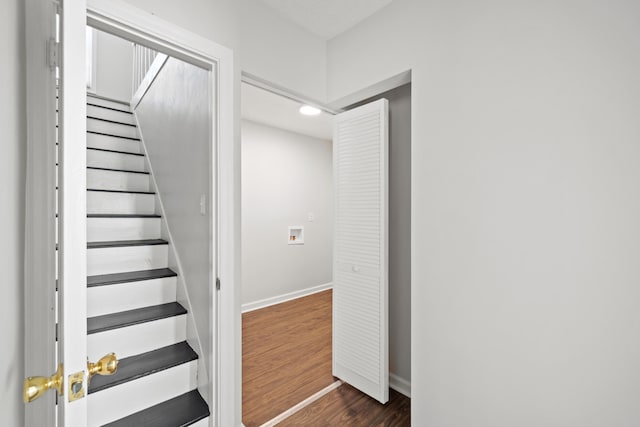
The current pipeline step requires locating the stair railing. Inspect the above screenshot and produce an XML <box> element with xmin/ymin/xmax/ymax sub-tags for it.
<box><xmin>132</xmin><ymin>43</ymin><xmax>158</xmax><ymax>95</ymax></box>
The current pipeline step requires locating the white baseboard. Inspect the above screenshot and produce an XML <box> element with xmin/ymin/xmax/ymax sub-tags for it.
<box><xmin>389</xmin><ymin>373</ymin><xmax>411</xmax><ymax>398</ymax></box>
<box><xmin>242</xmin><ymin>283</ymin><xmax>333</xmax><ymax>313</ymax></box>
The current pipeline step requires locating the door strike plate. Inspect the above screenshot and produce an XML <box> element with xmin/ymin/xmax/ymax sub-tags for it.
<box><xmin>68</xmin><ymin>371</ymin><xmax>85</xmax><ymax>402</ymax></box>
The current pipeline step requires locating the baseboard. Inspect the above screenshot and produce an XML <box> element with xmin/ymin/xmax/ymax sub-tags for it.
<box><xmin>389</xmin><ymin>373</ymin><xmax>411</xmax><ymax>398</ymax></box>
<box><xmin>242</xmin><ymin>283</ymin><xmax>333</xmax><ymax>313</ymax></box>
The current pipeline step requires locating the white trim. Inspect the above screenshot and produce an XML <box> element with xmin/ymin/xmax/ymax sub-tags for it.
<box><xmin>130</xmin><ymin>53</ymin><xmax>168</xmax><ymax>109</ymax></box>
<box><xmin>258</xmin><ymin>380</ymin><xmax>343</xmax><ymax>427</ymax></box>
<box><xmin>242</xmin><ymin>283</ymin><xmax>333</xmax><ymax>313</ymax></box>
<box><xmin>86</xmin><ymin>1</ymin><xmax>237</xmax><ymax>425</ymax></box>
<box><xmin>389</xmin><ymin>373</ymin><xmax>411</xmax><ymax>398</ymax></box>
<box><xmin>86</xmin><ymin>26</ymin><xmax>97</xmax><ymax>93</ymax></box>
<box><xmin>328</xmin><ymin>70</ymin><xmax>411</xmax><ymax>110</ymax></box>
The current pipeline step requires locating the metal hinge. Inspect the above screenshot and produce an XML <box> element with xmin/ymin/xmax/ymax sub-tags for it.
<box><xmin>216</xmin><ymin>277</ymin><xmax>221</xmax><ymax>291</ymax></box>
<box><xmin>47</xmin><ymin>38</ymin><xmax>59</xmax><ymax>70</ymax></box>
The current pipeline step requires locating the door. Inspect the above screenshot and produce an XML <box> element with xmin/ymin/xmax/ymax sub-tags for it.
<box><xmin>24</xmin><ymin>0</ymin><xmax>91</xmax><ymax>424</ymax></box>
<box><xmin>332</xmin><ymin>98</ymin><xmax>389</xmax><ymax>403</ymax></box>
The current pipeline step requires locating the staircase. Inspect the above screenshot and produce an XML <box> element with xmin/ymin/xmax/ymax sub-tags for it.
<box><xmin>84</xmin><ymin>93</ymin><xmax>210</xmax><ymax>427</ymax></box>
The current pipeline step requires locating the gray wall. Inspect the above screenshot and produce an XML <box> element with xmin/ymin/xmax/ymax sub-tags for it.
<box><xmin>1</xmin><ymin>0</ymin><xmax>25</xmax><ymax>423</ymax></box>
<box><xmin>350</xmin><ymin>83</ymin><xmax>412</xmax><ymax>388</ymax></box>
<box><xmin>93</xmin><ymin>28</ymin><xmax>133</xmax><ymax>102</ymax></box>
<box><xmin>328</xmin><ymin>0</ymin><xmax>640</xmax><ymax>425</ymax></box>
<box><xmin>241</xmin><ymin>120</ymin><xmax>333</xmax><ymax>305</ymax></box>
<box><xmin>134</xmin><ymin>57</ymin><xmax>212</xmax><ymax>394</ymax></box>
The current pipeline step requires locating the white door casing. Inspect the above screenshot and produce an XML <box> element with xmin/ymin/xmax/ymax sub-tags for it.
<box><xmin>332</xmin><ymin>98</ymin><xmax>389</xmax><ymax>404</ymax></box>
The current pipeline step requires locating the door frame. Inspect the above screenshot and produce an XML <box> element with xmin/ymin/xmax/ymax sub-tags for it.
<box><xmin>25</xmin><ymin>0</ymin><xmax>239</xmax><ymax>425</ymax></box>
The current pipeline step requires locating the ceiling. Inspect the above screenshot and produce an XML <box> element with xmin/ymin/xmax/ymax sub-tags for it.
<box><xmin>241</xmin><ymin>83</ymin><xmax>333</xmax><ymax>140</ymax></box>
<box><xmin>257</xmin><ymin>0</ymin><xmax>395</xmax><ymax>40</ymax></box>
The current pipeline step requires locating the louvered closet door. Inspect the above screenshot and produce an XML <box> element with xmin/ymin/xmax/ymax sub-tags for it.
<box><xmin>333</xmin><ymin>98</ymin><xmax>389</xmax><ymax>404</ymax></box>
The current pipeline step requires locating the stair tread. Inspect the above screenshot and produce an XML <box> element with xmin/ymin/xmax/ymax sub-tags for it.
<box><xmin>88</xmin><ymin>342</ymin><xmax>197</xmax><ymax>394</ymax></box>
<box><xmin>87</xmin><ymin>239</ymin><xmax>168</xmax><ymax>249</ymax></box>
<box><xmin>87</xmin><ymin>93</ymin><xmax>130</xmax><ymax>106</ymax></box>
<box><xmin>88</xmin><ymin>302</ymin><xmax>187</xmax><ymax>335</ymax></box>
<box><xmin>87</xmin><ymin>147</ymin><xmax>145</xmax><ymax>157</ymax></box>
<box><xmin>102</xmin><ymin>390</ymin><xmax>209</xmax><ymax>427</ymax></box>
<box><xmin>88</xmin><ymin>268</ymin><xmax>177</xmax><ymax>287</ymax></box>
<box><xmin>88</xmin><ymin>130</ymin><xmax>140</xmax><ymax>141</ymax></box>
<box><xmin>87</xmin><ymin>166</ymin><xmax>149</xmax><ymax>175</ymax></box>
<box><xmin>88</xmin><ymin>214</ymin><xmax>161</xmax><ymax>218</ymax></box>
<box><xmin>87</xmin><ymin>102</ymin><xmax>133</xmax><ymax>115</ymax></box>
<box><xmin>88</xmin><ymin>188</ymin><xmax>155</xmax><ymax>195</ymax></box>
<box><xmin>87</xmin><ymin>115</ymin><xmax>137</xmax><ymax>127</ymax></box>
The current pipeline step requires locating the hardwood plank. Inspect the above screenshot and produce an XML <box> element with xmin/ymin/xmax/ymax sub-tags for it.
<box><xmin>278</xmin><ymin>383</ymin><xmax>411</xmax><ymax>427</ymax></box>
<box><xmin>242</xmin><ymin>290</ymin><xmax>334</xmax><ymax>427</ymax></box>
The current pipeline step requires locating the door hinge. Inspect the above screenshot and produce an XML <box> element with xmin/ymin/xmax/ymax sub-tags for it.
<box><xmin>55</xmin><ymin>323</ymin><xmax>58</xmax><ymax>341</ymax></box>
<box><xmin>216</xmin><ymin>277</ymin><xmax>221</xmax><ymax>291</ymax></box>
<box><xmin>47</xmin><ymin>38</ymin><xmax>59</xmax><ymax>70</ymax></box>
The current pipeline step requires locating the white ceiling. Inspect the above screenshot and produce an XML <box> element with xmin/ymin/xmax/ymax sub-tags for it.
<box><xmin>257</xmin><ymin>0</ymin><xmax>395</xmax><ymax>40</ymax></box>
<box><xmin>241</xmin><ymin>83</ymin><xmax>333</xmax><ymax>140</ymax></box>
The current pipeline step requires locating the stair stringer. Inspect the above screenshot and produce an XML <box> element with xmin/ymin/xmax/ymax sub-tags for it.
<box><xmin>133</xmin><ymin>113</ymin><xmax>212</xmax><ymax>407</ymax></box>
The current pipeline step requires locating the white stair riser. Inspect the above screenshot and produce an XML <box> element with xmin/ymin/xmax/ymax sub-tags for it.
<box><xmin>87</xmin><ymin>132</ymin><xmax>141</xmax><ymax>154</ymax></box>
<box><xmin>87</xmin><ymin>217</ymin><xmax>160</xmax><ymax>241</ymax></box>
<box><xmin>87</xmin><ymin>277</ymin><xmax>177</xmax><ymax>317</ymax></box>
<box><xmin>190</xmin><ymin>418</ymin><xmax>209</xmax><ymax>427</ymax></box>
<box><xmin>87</xmin><ymin>104</ymin><xmax>136</xmax><ymax>125</ymax></box>
<box><xmin>87</xmin><ymin>169</ymin><xmax>150</xmax><ymax>192</ymax></box>
<box><xmin>87</xmin><ymin>117</ymin><xmax>139</xmax><ymax>139</ymax></box>
<box><xmin>87</xmin><ymin>360</ymin><xmax>197</xmax><ymax>427</ymax></box>
<box><xmin>87</xmin><ymin>245</ymin><xmax>168</xmax><ymax>276</ymax></box>
<box><xmin>87</xmin><ymin>96</ymin><xmax>131</xmax><ymax>111</ymax></box>
<box><xmin>87</xmin><ymin>191</ymin><xmax>155</xmax><ymax>215</ymax></box>
<box><xmin>87</xmin><ymin>150</ymin><xmax>146</xmax><ymax>172</ymax></box>
<box><xmin>88</xmin><ymin>314</ymin><xmax>186</xmax><ymax>360</ymax></box>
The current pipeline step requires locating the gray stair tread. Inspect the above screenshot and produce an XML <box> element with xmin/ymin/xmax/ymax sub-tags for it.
<box><xmin>87</xmin><ymin>130</ymin><xmax>140</xmax><ymax>141</ymax></box>
<box><xmin>87</xmin><ymin>102</ymin><xmax>133</xmax><ymax>114</ymax></box>
<box><xmin>88</xmin><ymin>214</ymin><xmax>161</xmax><ymax>218</ymax></box>
<box><xmin>87</xmin><ymin>166</ymin><xmax>149</xmax><ymax>175</ymax></box>
<box><xmin>87</xmin><ymin>239</ymin><xmax>168</xmax><ymax>249</ymax></box>
<box><xmin>87</xmin><ymin>302</ymin><xmax>187</xmax><ymax>334</ymax></box>
<box><xmin>87</xmin><ymin>147</ymin><xmax>145</xmax><ymax>156</ymax></box>
<box><xmin>88</xmin><ymin>342</ymin><xmax>198</xmax><ymax>394</ymax></box>
<box><xmin>102</xmin><ymin>390</ymin><xmax>209</xmax><ymax>427</ymax></box>
<box><xmin>87</xmin><ymin>188</ymin><xmax>155</xmax><ymax>195</ymax></box>
<box><xmin>88</xmin><ymin>268</ymin><xmax>177</xmax><ymax>287</ymax></box>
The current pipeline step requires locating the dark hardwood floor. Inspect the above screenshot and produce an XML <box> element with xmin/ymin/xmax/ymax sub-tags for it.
<box><xmin>242</xmin><ymin>289</ymin><xmax>411</xmax><ymax>426</ymax></box>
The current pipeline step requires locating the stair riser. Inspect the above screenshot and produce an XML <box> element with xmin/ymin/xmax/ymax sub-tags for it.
<box><xmin>87</xmin><ymin>217</ymin><xmax>161</xmax><ymax>241</ymax></box>
<box><xmin>87</xmin><ymin>133</ymin><xmax>141</xmax><ymax>154</ymax></box>
<box><xmin>87</xmin><ymin>169</ymin><xmax>150</xmax><ymax>192</ymax></box>
<box><xmin>87</xmin><ymin>96</ymin><xmax>130</xmax><ymax>111</ymax></box>
<box><xmin>88</xmin><ymin>314</ymin><xmax>186</xmax><ymax>360</ymax></box>
<box><xmin>87</xmin><ymin>150</ymin><xmax>146</xmax><ymax>172</ymax></box>
<box><xmin>87</xmin><ymin>118</ymin><xmax>139</xmax><ymax>139</ymax></box>
<box><xmin>87</xmin><ymin>245</ymin><xmax>168</xmax><ymax>276</ymax></box>
<box><xmin>190</xmin><ymin>418</ymin><xmax>209</xmax><ymax>427</ymax></box>
<box><xmin>87</xmin><ymin>277</ymin><xmax>177</xmax><ymax>317</ymax></box>
<box><xmin>87</xmin><ymin>105</ymin><xmax>136</xmax><ymax>125</ymax></box>
<box><xmin>87</xmin><ymin>360</ymin><xmax>197</xmax><ymax>427</ymax></box>
<box><xmin>87</xmin><ymin>192</ymin><xmax>155</xmax><ymax>215</ymax></box>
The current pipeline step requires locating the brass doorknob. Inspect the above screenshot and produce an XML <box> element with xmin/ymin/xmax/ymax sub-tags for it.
<box><xmin>87</xmin><ymin>353</ymin><xmax>118</xmax><ymax>382</ymax></box>
<box><xmin>24</xmin><ymin>363</ymin><xmax>63</xmax><ymax>403</ymax></box>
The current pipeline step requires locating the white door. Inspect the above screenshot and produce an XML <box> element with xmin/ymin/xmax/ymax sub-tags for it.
<box><xmin>332</xmin><ymin>98</ymin><xmax>389</xmax><ymax>403</ymax></box>
<box><xmin>24</xmin><ymin>0</ymin><xmax>90</xmax><ymax>425</ymax></box>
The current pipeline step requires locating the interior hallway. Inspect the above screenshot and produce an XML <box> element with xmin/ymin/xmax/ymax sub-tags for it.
<box><xmin>242</xmin><ymin>289</ymin><xmax>410</xmax><ymax>426</ymax></box>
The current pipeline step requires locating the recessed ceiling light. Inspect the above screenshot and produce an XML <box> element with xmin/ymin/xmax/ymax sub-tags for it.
<box><xmin>299</xmin><ymin>105</ymin><xmax>321</xmax><ymax>116</ymax></box>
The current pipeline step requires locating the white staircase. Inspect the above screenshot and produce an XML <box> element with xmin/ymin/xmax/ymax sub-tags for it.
<box><xmin>84</xmin><ymin>94</ymin><xmax>209</xmax><ymax>427</ymax></box>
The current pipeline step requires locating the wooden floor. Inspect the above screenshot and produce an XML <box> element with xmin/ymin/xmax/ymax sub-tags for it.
<box><xmin>242</xmin><ymin>289</ymin><xmax>411</xmax><ymax>426</ymax></box>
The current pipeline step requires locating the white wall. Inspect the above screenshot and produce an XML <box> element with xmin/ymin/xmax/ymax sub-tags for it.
<box><xmin>1</xmin><ymin>0</ymin><xmax>25</xmax><ymax>424</ymax></box>
<box><xmin>93</xmin><ymin>28</ymin><xmax>133</xmax><ymax>102</ymax></box>
<box><xmin>120</xmin><ymin>0</ymin><xmax>327</xmax><ymax>101</ymax></box>
<box><xmin>134</xmin><ymin>57</ymin><xmax>212</xmax><ymax>397</ymax></box>
<box><xmin>241</xmin><ymin>120</ymin><xmax>333</xmax><ymax>306</ymax></box>
<box><xmin>328</xmin><ymin>0</ymin><xmax>640</xmax><ymax>425</ymax></box>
